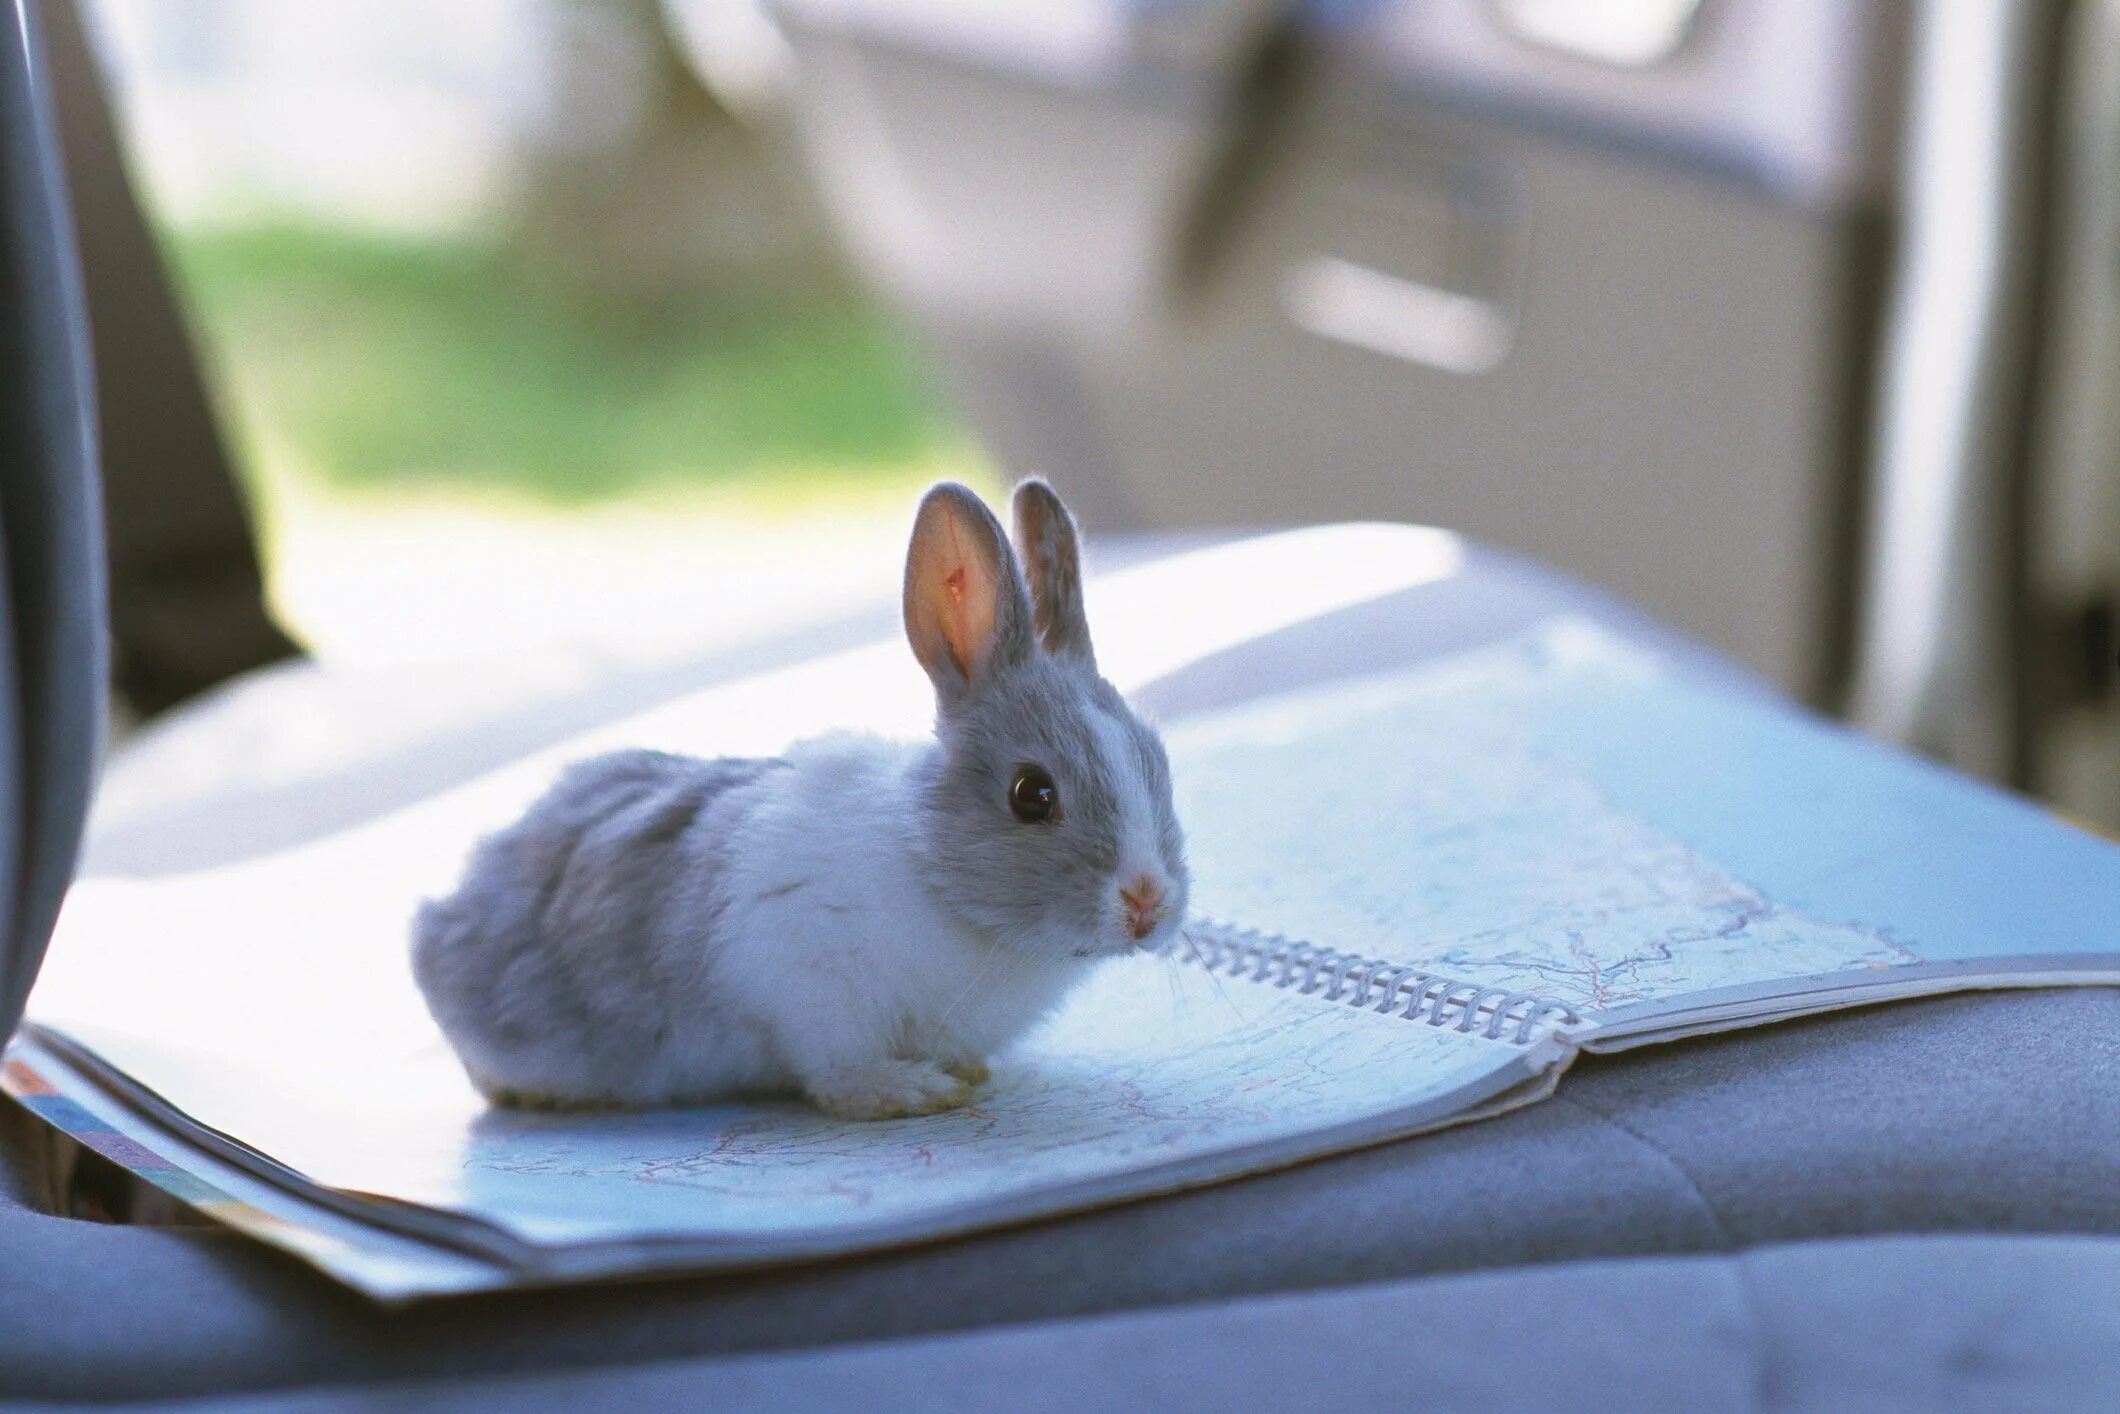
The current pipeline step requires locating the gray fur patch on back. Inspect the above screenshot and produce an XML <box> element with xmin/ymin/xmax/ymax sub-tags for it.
<box><xmin>410</xmin><ymin>749</ymin><xmax>783</xmax><ymax>1097</ymax></box>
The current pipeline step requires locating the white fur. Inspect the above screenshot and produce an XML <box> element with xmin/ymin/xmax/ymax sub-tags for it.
<box><xmin>656</xmin><ymin>735</ymin><xmax>1088</xmax><ymax>1117</ymax></box>
<box><xmin>1087</xmin><ymin>703</ymin><xmax>1172</xmax><ymax>937</ymax></box>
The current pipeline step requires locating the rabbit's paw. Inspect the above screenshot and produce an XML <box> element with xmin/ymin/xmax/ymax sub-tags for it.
<box><xmin>942</xmin><ymin>1058</ymin><xmax>990</xmax><ymax>1087</ymax></box>
<box><xmin>473</xmin><ymin>1074</ymin><xmax>613</xmax><ymax>1112</ymax></box>
<box><xmin>808</xmin><ymin>1061</ymin><xmax>973</xmax><ymax>1120</ymax></box>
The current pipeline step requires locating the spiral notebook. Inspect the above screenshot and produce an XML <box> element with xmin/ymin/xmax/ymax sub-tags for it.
<box><xmin>11</xmin><ymin>618</ymin><xmax>2120</xmax><ymax>1300</ymax></box>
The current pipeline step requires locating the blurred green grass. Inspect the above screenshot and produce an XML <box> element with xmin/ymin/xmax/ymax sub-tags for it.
<box><xmin>170</xmin><ymin>224</ymin><xmax>962</xmax><ymax>503</ymax></box>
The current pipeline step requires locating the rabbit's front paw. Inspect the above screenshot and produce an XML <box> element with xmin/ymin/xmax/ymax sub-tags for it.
<box><xmin>808</xmin><ymin>1060</ymin><xmax>973</xmax><ymax>1120</ymax></box>
<box><xmin>942</xmin><ymin>1057</ymin><xmax>990</xmax><ymax>1086</ymax></box>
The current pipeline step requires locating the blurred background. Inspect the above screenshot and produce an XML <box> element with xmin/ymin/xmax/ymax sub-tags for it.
<box><xmin>79</xmin><ymin>0</ymin><xmax>983</xmax><ymax>677</ymax></box>
<box><xmin>54</xmin><ymin>0</ymin><xmax>2120</xmax><ymax>828</ymax></box>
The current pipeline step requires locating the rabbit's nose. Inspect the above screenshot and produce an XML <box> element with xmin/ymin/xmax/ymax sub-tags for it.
<box><xmin>1119</xmin><ymin>876</ymin><xmax>1166</xmax><ymax>940</ymax></box>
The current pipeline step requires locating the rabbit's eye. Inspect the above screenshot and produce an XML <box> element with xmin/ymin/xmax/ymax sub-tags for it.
<box><xmin>1009</xmin><ymin>765</ymin><xmax>1060</xmax><ymax>823</ymax></box>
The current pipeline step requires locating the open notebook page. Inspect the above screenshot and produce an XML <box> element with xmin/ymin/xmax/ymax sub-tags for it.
<box><xmin>1179</xmin><ymin>619</ymin><xmax>2120</xmax><ymax>1041</ymax></box>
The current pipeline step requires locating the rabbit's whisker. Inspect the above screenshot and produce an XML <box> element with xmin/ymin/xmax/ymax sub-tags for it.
<box><xmin>1180</xmin><ymin>928</ymin><xmax>1249</xmax><ymax>1026</ymax></box>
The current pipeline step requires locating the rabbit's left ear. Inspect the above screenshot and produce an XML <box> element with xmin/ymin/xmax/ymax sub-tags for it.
<box><xmin>905</xmin><ymin>483</ymin><xmax>1034</xmax><ymax>703</ymax></box>
<box><xmin>1011</xmin><ymin>478</ymin><xmax>1093</xmax><ymax>667</ymax></box>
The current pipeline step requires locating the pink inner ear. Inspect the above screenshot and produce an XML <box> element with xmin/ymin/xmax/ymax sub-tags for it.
<box><xmin>911</xmin><ymin>496</ymin><xmax>1002</xmax><ymax>684</ymax></box>
<box><xmin>943</xmin><ymin>558</ymin><xmax>995</xmax><ymax>677</ymax></box>
<box><xmin>931</xmin><ymin>534</ymin><xmax>994</xmax><ymax>679</ymax></box>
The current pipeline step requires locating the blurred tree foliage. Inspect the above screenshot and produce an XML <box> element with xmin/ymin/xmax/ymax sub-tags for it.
<box><xmin>174</xmin><ymin>223</ymin><xmax>954</xmax><ymax>502</ymax></box>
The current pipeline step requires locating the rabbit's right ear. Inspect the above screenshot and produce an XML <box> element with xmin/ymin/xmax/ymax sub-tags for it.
<box><xmin>905</xmin><ymin>483</ymin><xmax>1033</xmax><ymax>704</ymax></box>
<box><xmin>1011</xmin><ymin>478</ymin><xmax>1093</xmax><ymax>667</ymax></box>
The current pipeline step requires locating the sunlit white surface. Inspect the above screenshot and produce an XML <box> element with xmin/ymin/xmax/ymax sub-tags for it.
<box><xmin>1087</xmin><ymin>522</ymin><xmax>1464</xmax><ymax>690</ymax></box>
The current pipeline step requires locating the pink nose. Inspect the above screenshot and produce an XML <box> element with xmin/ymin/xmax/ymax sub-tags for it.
<box><xmin>1119</xmin><ymin>875</ymin><xmax>1165</xmax><ymax>940</ymax></box>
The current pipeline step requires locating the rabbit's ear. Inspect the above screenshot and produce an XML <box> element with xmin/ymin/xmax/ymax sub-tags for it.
<box><xmin>1011</xmin><ymin>478</ymin><xmax>1094</xmax><ymax>668</ymax></box>
<box><xmin>905</xmin><ymin>483</ymin><xmax>1034</xmax><ymax>702</ymax></box>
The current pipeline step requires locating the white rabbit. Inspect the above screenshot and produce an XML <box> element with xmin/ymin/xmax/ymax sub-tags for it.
<box><xmin>411</xmin><ymin>480</ymin><xmax>1189</xmax><ymax>1120</ymax></box>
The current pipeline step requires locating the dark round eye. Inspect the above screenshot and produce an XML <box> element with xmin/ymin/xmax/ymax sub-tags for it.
<box><xmin>1008</xmin><ymin>764</ymin><xmax>1059</xmax><ymax>823</ymax></box>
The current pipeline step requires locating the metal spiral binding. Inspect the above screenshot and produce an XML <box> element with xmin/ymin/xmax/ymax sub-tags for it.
<box><xmin>1169</xmin><ymin>917</ymin><xmax>1579</xmax><ymax>1046</ymax></box>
